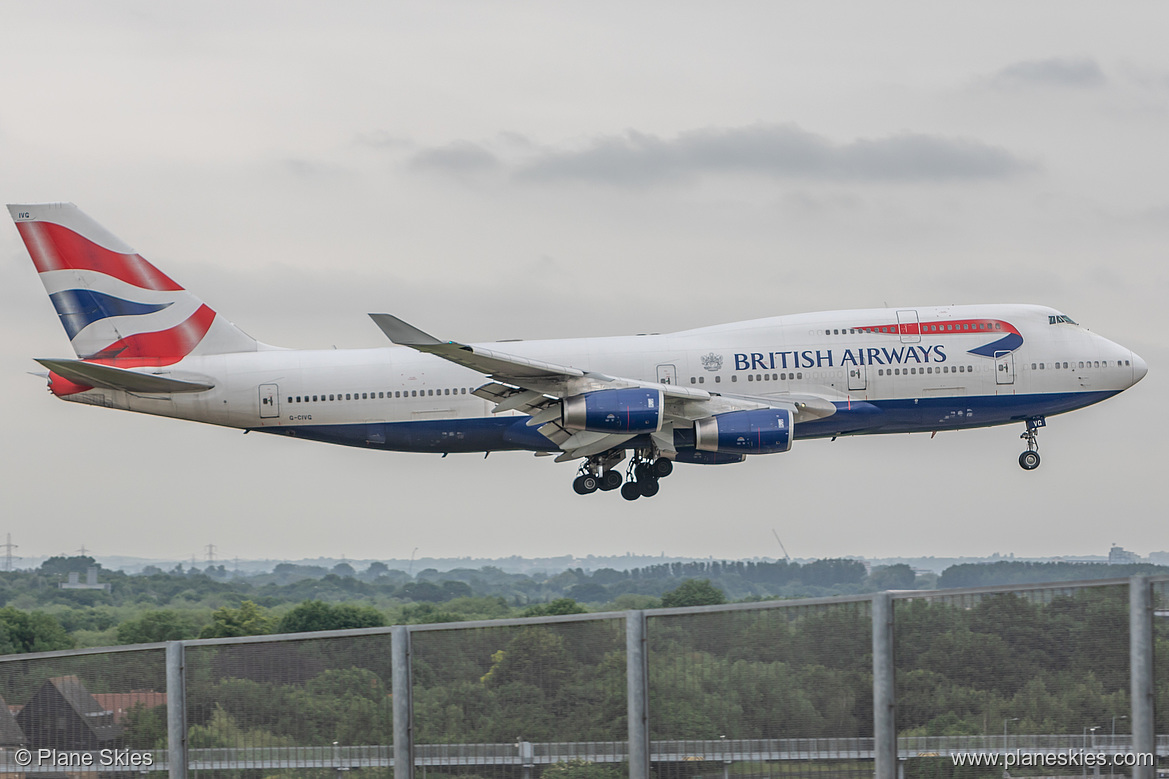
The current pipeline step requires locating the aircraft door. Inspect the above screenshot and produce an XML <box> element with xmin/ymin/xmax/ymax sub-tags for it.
<box><xmin>994</xmin><ymin>352</ymin><xmax>1015</xmax><ymax>385</ymax></box>
<box><xmin>657</xmin><ymin>364</ymin><xmax>677</xmax><ymax>385</ymax></box>
<box><xmin>259</xmin><ymin>383</ymin><xmax>280</xmax><ymax>418</ymax></box>
<box><xmin>896</xmin><ymin>310</ymin><xmax>921</xmax><ymax>343</ymax></box>
<box><xmin>847</xmin><ymin>363</ymin><xmax>867</xmax><ymax>391</ymax></box>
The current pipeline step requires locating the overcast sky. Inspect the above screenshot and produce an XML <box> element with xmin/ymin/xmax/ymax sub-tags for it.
<box><xmin>2</xmin><ymin>2</ymin><xmax>1166</xmax><ymax>566</ymax></box>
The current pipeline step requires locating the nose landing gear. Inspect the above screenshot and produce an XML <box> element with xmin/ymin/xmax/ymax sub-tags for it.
<box><xmin>1018</xmin><ymin>417</ymin><xmax>1044</xmax><ymax>470</ymax></box>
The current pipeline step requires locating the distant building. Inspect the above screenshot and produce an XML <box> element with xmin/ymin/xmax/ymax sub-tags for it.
<box><xmin>15</xmin><ymin>675</ymin><xmax>122</xmax><ymax>750</ymax></box>
<box><xmin>1108</xmin><ymin>545</ymin><xmax>1141</xmax><ymax>565</ymax></box>
<box><xmin>59</xmin><ymin>566</ymin><xmax>110</xmax><ymax>592</ymax></box>
<box><xmin>0</xmin><ymin>693</ymin><xmax>26</xmax><ymax>747</ymax></box>
<box><xmin>1148</xmin><ymin>551</ymin><xmax>1169</xmax><ymax>566</ymax></box>
<box><xmin>91</xmin><ymin>690</ymin><xmax>166</xmax><ymax>724</ymax></box>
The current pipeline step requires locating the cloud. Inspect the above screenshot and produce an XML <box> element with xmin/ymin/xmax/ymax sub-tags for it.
<box><xmin>510</xmin><ymin>124</ymin><xmax>1031</xmax><ymax>186</ymax></box>
<box><xmin>409</xmin><ymin>141</ymin><xmax>500</xmax><ymax>174</ymax></box>
<box><xmin>990</xmin><ymin>57</ymin><xmax>1107</xmax><ymax>89</ymax></box>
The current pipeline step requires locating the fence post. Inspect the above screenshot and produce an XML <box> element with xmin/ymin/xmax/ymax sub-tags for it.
<box><xmin>392</xmin><ymin>625</ymin><xmax>415</xmax><ymax>779</ymax></box>
<box><xmin>165</xmin><ymin>641</ymin><xmax>187</xmax><ymax>779</ymax></box>
<box><xmin>872</xmin><ymin>593</ymin><xmax>896</xmax><ymax>779</ymax></box>
<box><xmin>1130</xmin><ymin>576</ymin><xmax>1154</xmax><ymax>779</ymax></box>
<box><xmin>627</xmin><ymin>610</ymin><xmax>650</xmax><ymax>779</ymax></box>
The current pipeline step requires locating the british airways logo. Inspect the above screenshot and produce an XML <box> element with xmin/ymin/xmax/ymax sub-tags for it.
<box><xmin>729</xmin><ymin>319</ymin><xmax>1024</xmax><ymax>371</ymax></box>
<box><xmin>734</xmin><ymin>345</ymin><xmax>947</xmax><ymax>371</ymax></box>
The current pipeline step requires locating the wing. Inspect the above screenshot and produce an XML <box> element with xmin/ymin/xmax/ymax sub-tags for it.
<box><xmin>369</xmin><ymin>314</ymin><xmax>835</xmax><ymax>460</ymax></box>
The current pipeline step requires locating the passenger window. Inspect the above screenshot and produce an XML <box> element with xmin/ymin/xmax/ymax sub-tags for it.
<box><xmin>797</xmin><ymin>372</ymin><xmax>803</xmax><ymax>379</ymax></box>
<box><xmin>747</xmin><ymin>375</ymin><xmax>753</xmax><ymax>381</ymax></box>
<box><xmin>731</xmin><ymin>375</ymin><xmax>738</xmax><ymax>382</ymax></box>
<box><xmin>699</xmin><ymin>376</ymin><xmax>704</xmax><ymax>384</ymax></box>
<box><xmin>287</xmin><ymin>397</ymin><xmax>292</xmax><ymax>403</ymax></box>
<box><xmin>715</xmin><ymin>375</ymin><xmax>721</xmax><ymax>383</ymax></box>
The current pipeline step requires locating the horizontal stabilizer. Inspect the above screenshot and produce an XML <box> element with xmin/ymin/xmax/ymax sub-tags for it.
<box><xmin>34</xmin><ymin>358</ymin><xmax>215</xmax><ymax>394</ymax></box>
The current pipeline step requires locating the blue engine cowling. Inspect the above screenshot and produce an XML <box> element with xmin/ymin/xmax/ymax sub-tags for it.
<box><xmin>562</xmin><ymin>388</ymin><xmax>664</xmax><ymax>433</ymax></box>
<box><xmin>693</xmin><ymin>408</ymin><xmax>793</xmax><ymax>454</ymax></box>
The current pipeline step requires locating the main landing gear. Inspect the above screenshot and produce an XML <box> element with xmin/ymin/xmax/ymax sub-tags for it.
<box><xmin>571</xmin><ymin>448</ymin><xmax>673</xmax><ymax>499</ymax></box>
<box><xmin>1018</xmin><ymin>416</ymin><xmax>1045</xmax><ymax>471</ymax></box>
<box><xmin>619</xmin><ymin>449</ymin><xmax>673</xmax><ymax>501</ymax></box>
<box><xmin>572</xmin><ymin>450</ymin><xmax>627</xmax><ymax>495</ymax></box>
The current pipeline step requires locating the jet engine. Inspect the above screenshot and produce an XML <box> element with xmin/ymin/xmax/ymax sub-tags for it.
<box><xmin>562</xmin><ymin>388</ymin><xmax>664</xmax><ymax>433</ymax></box>
<box><xmin>694</xmin><ymin>408</ymin><xmax>794</xmax><ymax>455</ymax></box>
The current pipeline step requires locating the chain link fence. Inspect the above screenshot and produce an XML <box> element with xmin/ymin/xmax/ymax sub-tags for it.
<box><xmin>1155</xmin><ymin>580</ymin><xmax>1168</xmax><ymax>741</ymax></box>
<box><xmin>894</xmin><ymin>581</ymin><xmax>1133</xmax><ymax>779</ymax></box>
<box><xmin>647</xmin><ymin>598</ymin><xmax>873</xmax><ymax>779</ymax></box>
<box><xmin>411</xmin><ymin>615</ymin><xmax>627</xmax><ymax>779</ymax></box>
<box><xmin>0</xmin><ymin>575</ymin><xmax>1164</xmax><ymax>779</ymax></box>
<box><xmin>184</xmin><ymin>631</ymin><xmax>394</xmax><ymax>777</ymax></box>
<box><xmin>0</xmin><ymin>645</ymin><xmax>167</xmax><ymax>774</ymax></box>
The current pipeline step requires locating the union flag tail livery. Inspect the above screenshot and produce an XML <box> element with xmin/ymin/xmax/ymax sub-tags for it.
<box><xmin>9</xmin><ymin>203</ymin><xmax>260</xmax><ymax>364</ymax></box>
<box><xmin>10</xmin><ymin>202</ymin><xmax>1147</xmax><ymax>499</ymax></box>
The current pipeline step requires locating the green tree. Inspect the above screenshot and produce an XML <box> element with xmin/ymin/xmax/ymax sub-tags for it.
<box><xmin>660</xmin><ymin>579</ymin><xmax>725</xmax><ymax>608</ymax></box>
<box><xmin>39</xmin><ymin>555</ymin><xmax>97</xmax><ymax>576</ymax></box>
<box><xmin>277</xmin><ymin>600</ymin><xmax>385</xmax><ymax>633</ymax></box>
<box><xmin>868</xmin><ymin>564</ymin><xmax>916</xmax><ymax>590</ymax></box>
<box><xmin>0</xmin><ymin>606</ymin><xmax>74</xmax><ymax>653</ymax></box>
<box><xmin>199</xmin><ymin>600</ymin><xmax>274</xmax><ymax>638</ymax></box>
<box><xmin>122</xmin><ymin>702</ymin><xmax>168</xmax><ymax>749</ymax></box>
<box><xmin>117</xmin><ymin>609</ymin><xmax>199</xmax><ymax>644</ymax></box>
<box><xmin>522</xmin><ymin>598</ymin><xmax>587</xmax><ymax>617</ymax></box>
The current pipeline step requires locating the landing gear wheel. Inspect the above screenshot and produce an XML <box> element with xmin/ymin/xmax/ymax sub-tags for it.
<box><xmin>652</xmin><ymin>458</ymin><xmax>673</xmax><ymax>478</ymax></box>
<box><xmin>573</xmin><ymin>474</ymin><xmax>599</xmax><ymax>494</ymax></box>
<box><xmin>1018</xmin><ymin>417</ymin><xmax>1044</xmax><ymax>471</ymax></box>
<box><xmin>634</xmin><ymin>463</ymin><xmax>652</xmax><ymax>483</ymax></box>
<box><xmin>639</xmin><ymin>478</ymin><xmax>660</xmax><ymax>498</ymax></box>
<box><xmin>1019</xmin><ymin>450</ymin><xmax>1041</xmax><ymax>471</ymax></box>
<box><xmin>600</xmin><ymin>470</ymin><xmax>623</xmax><ymax>491</ymax></box>
<box><xmin>620</xmin><ymin>482</ymin><xmax>641</xmax><ymax>501</ymax></box>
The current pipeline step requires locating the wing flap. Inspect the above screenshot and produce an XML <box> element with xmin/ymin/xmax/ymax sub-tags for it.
<box><xmin>35</xmin><ymin>358</ymin><xmax>215</xmax><ymax>394</ymax></box>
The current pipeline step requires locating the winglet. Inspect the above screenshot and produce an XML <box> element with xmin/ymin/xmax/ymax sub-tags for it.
<box><xmin>369</xmin><ymin>314</ymin><xmax>444</xmax><ymax>346</ymax></box>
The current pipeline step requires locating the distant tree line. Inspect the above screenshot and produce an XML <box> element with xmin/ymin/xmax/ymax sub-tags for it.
<box><xmin>0</xmin><ymin>553</ymin><xmax>1164</xmax><ymax>657</ymax></box>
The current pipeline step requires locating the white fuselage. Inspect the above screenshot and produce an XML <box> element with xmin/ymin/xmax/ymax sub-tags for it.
<box><xmin>62</xmin><ymin>303</ymin><xmax>1144</xmax><ymax>455</ymax></box>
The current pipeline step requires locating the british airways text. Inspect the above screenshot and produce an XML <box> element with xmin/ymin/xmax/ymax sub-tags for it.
<box><xmin>734</xmin><ymin>345</ymin><xmax>948</xmax><ymax>371</ymax></box>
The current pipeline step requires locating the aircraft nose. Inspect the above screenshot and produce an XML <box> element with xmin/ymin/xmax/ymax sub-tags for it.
<box><xmin>1130</xmin><ymin>351</ymin><xmax>1148</xmax><ymax>385</ymax></box>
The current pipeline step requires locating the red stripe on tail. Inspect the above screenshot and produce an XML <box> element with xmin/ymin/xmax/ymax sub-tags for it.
<box><xmin>87</xmin><ymin>305</ymin><xmax>216</xmax><ymax>366</ymax></box>
<box><xmin>17</xmin><ymin>221</ymin><xmax>183</xmax><ymax>291</ymax></box>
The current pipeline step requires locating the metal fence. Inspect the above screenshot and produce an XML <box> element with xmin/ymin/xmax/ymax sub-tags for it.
<box><xmin>0</xmin><ymin>575</ymin><xmax>1165</xmax><ymax>779</ymax></box>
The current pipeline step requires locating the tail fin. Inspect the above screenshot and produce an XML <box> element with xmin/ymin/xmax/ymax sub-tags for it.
<box><xmin>9</xmin><ymin>203</ymin><xmax>263</xmax><ymax>365</ymax></box>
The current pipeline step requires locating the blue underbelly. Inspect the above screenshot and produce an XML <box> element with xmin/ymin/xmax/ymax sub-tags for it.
<box><xmin>257</xmin><ymin>390</ymin><xmax>1119</xmax><ymax>453</ymax></box>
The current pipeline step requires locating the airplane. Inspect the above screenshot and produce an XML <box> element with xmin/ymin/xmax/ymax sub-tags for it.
<box><xmin>9</xmin><ymin>202</ymin><xmax>1148</xmax><ymax>500</ymax></box>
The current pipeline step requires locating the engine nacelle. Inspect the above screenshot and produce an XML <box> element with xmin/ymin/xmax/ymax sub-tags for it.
<box><xmin>562</xmin><ymin>388</ymin><xmax>664</xmax><ymax>433</ymax></box>
<box><xmin>694</xmin><ymin>408</ymin><xmax>794</xmax><ymax>455</ymax></box>
<box><xmin>674</xmin><ymin>450</ymin><xmax>745</xmax><ymax>465</ymax></box>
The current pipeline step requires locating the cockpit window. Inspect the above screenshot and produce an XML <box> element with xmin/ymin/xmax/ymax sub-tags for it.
<box><xmin>1048</xmin><ymin>314</ymin><xmax>1078</xmax><ymax>325</ymax></box>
